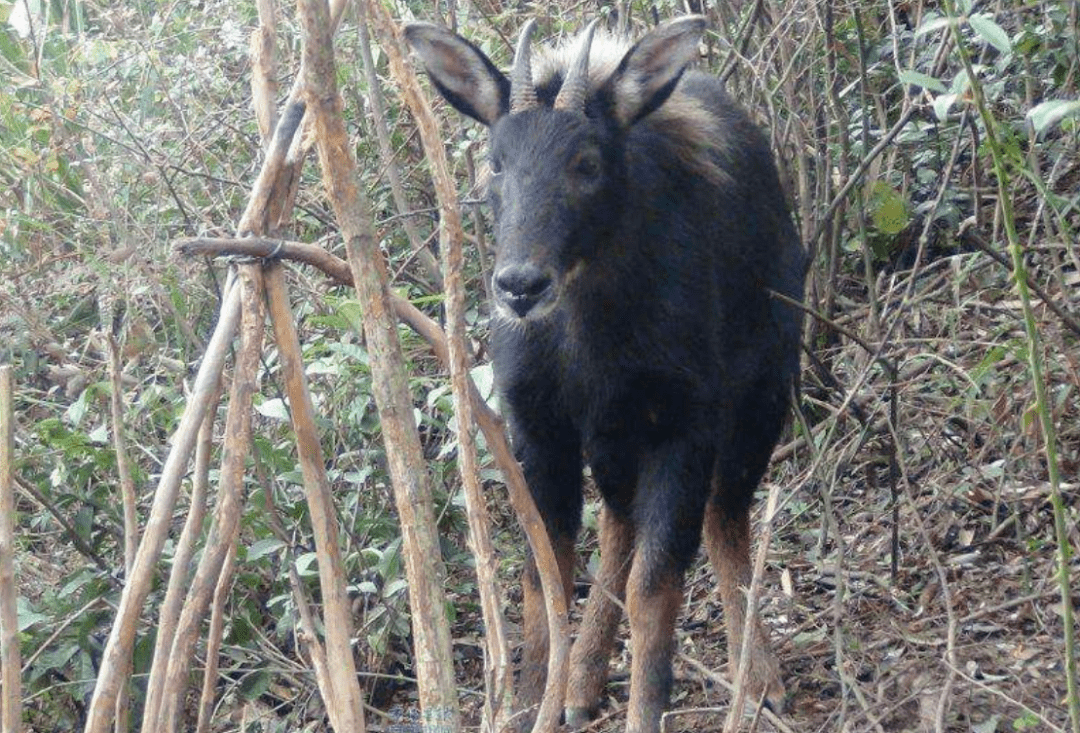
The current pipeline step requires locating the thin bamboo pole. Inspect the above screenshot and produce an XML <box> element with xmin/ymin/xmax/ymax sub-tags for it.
<box><xmin>297</xmin><ymin>1</ymin><xmax>461</xmax><ymax>727</ymax></box>
<box><xmin>0</xmin><ymin>365</ymin><xmax>22</xmax><ymax>733</ymax></box>
<box><xmin>266</xmin><ymin>261</ymin><xmax>366</xmax><ymax>732</ymax></box>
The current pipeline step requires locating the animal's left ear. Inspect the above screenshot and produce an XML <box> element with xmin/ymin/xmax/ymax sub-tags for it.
<box><xmin>606</xmin><ymin>15</ymin><xmax>706</xmax><ymax>128</ymax></box>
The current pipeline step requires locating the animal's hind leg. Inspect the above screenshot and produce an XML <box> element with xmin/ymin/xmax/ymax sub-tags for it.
<box><xmin>703</xmin><ymin>501</ymin><xmax>786</xmax><ymax>713</ymax></box>
<box><xmin>565</xmin><ymin>504</ymin><xmax>634</xmax><ymax>725</ymax></box>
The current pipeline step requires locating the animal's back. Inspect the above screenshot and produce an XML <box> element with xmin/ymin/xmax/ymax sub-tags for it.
<box><xmin>548</xmin><ymin>63</ymin><xmax>804</xmax><ymax>420</ymax></box>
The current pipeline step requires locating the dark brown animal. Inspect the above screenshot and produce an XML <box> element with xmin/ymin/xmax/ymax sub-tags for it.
<box><xmin>405</xmin><ymin>16</ymin><xmax>805</xmax><ymax>732</ymax></box>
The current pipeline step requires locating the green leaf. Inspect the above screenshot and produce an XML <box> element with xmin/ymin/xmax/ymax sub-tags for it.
<box><xmin>868</xmin><ymin>182</ymin><xmax>909</xmax><ymax>235</ymax></box>
<box><xmin>295</xmin><ymin>551</ymin><xmax>319</xmax><ymax>577</ymax></box>
<box><xmin>968</xmin><ymin>14</ymin><xmax>1012</xmax><ymax>55</ymax></box>
<box><xmin>238</xmin><ymin>669</ymin><xmax>272</xmax><ymax>701</ymax></box>
<box><xmin>66</xmin><ymin>389</ymin><xmax>90</xmax><ymax>427</ymax></box>
<box><xmin>254</xmin><ymin>397</ymin><xmax>289</xmax><ymax>421</ymax></box>
<box><xmin>383</xmin><ymin>577</ymin><xmax>408</xmax><ymax>598</ymax></box>
<box><xmin>933</xmin><ymin>93</ymin><xmax>959</xmax><ymax>121</ymax></box>
<box><xmin>1027</xmin><ymin>99</ymin><xmax>1080</xmax><ymax>134</ymax></box>
<box><xmin>915</xmin><ymin>15</ymin><xmax>952</xmax><ymax>37</ymax></box>
<box><xmin>17</xmin><ymin>598</ymin><xmax>50</xmax><ymax>631</ymax></box>
<box><xmin>87</xmin><ymin>423</ymin><xmax>109</xmax><ymax>445</ymax></box>
<box><xmin>470</xmin><ymin>362</ymin><xmax>495</xmax><ymax>401</ymax></box>
<box><xmin>246</xmin><ymin>538</ymin><xmax>285</xmax><ymax>562</ymax></box>
<box><xmin>898</xmin><ymin>70</ymin><xmax>947</xmax><ymax>93</ymax></box>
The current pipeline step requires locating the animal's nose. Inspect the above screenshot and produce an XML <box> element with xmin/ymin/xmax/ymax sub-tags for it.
<box><xmin>493</xmin><ymin>264</ymin><xmax>553</xmax><ymax>317</ymax></box>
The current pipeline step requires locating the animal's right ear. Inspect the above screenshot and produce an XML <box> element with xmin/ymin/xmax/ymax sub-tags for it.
<box><xmin>403</xmin><ymin>23</ymin><xmax>510</xmax><ymax>126</ymax></box>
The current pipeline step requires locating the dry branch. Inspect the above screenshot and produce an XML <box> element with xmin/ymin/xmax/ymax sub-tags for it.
<box><xmin>356</xmin><ymin>8</ymin><xmax>442</xmax><ymax>289</ymax></box>
<box><xmin>173</xmin><ymin>232</ymin><xmax>574</xmax><ymax>733</ymax></box>
<box><xmin>296</xmin><ymin>0</ymin><xmax>461</xmax><ymax>729</ymax></box>
<box><xmin>196</xmin><ymin>540</ymin><xmax>237</xmax><ymax>733</ymax></box>
<box><xmin>154</xmin><ymin>265</ymin><xmax>265</xmax><ymax>733</ymax></box>
<box><xmin>266</xmin><ymin>261</ymin><xmax>366</xmax><ymax>732</ymax></box>
<box><xmin>106</xmin><ymin>331</ymin><xmax>136</xmax><ymax>733</ymax></box>
<box><xmin>139</xmin><ymin>376</ymin><xmax>222</xmax><ymax>730</ymax></box>
<box><xmin>364</xmin><ymin>5</ymin><xmax>516</xmax><ymax>731</ymax></box>
<box><xmin>84</xmin><ymin>280</ymin><xmax>241</xmax><ymax>733</ymax></box>
<box><xmin>250</xmin><ymin>0</ymin><xmax>279</xmax><ymax>146</ymax></box>
<box><xmin>106</xmin><ymin>334</ymin><xmax>138</xmax><ymax>577</ymax></box>
<box><xmin>0</xmin><ymin>365</ymin><xmax>22</xmax><ymax>733</ymax></box>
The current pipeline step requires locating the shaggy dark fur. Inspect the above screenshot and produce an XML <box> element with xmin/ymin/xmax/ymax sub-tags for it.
<box><xmin>406</xmin><ymin>16</ymin><xmax>805</xmax><ymax>733</ymax></box>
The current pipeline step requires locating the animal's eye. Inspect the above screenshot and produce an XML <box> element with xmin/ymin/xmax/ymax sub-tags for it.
<box><xmin>573</xmin><ymin>154</ymin><xmax>600</xmax><ymax>180</ymax></box>
<box><xmin>489</xmin><ymin>156</ymin><xmax>503</xmax><ymax>175</ymax></box>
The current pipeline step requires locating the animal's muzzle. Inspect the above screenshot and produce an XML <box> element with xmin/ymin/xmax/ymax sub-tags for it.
<box><xmin>493</xmin><ymin>263</ymin><xmax>554</xmax><ymax>318</ymax></box>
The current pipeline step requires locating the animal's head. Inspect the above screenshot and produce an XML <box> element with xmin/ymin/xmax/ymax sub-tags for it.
<box><xmin>405</xmin><ymin>17</ymin><xmax>706</xmax><ymax>321</ymax></box>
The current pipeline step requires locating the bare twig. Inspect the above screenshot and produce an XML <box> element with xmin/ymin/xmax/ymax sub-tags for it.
<box><xmin>266</xmin><ymin>261</ymin><xmax>366</xmax><ymax>732</ymax></box>
<box><xmin>959</xmin><ymin>222</ymin><xmax>1080</xmax><ymax>338</ymax></box>
<box><xmin>356</xmin><ymin>7</ymin><xmax>442</xmax><ymax>289</ymax></box>
<box><xmin>84</xmin><ymin>279</ymin><xmax>242</xmax><ymax>733</ymax></box>
<box><xmin>297</xmin><ymin>0</ymin><xmax>460</xmax><ymax>728</ymax></box>
<box><xmin>154</xmin><ymin>265</ymin><xmax>264</xmax><ymax>733</ymax></box>
<box><xmin>195</xmin><ymin>540</ymin><xmax>237</xmax><ymax>733</ymax></box>
<box><xmin>250</xmin><ymin>0</ymin><xmax>279</xmax><ymax>146</ymax></box>
<box><xmin>0</xmin><ymin>365</ymin><xmax>23</xmax><ymax>733</ymax></box>
<box><xmin>147</xmin><ymin>373</ymin><xmax>221</xmax><ymax>733</ymax></box>
<box><xmin>368</xmin><ymin>8</ymin><xmax>518</xmax><ymax>732</ymax></box>
<box><xmin>106</xmin><ymin>332</ymin><xmax>137</xmax><ymax>733</ymax></box>
<box><xmin>14</xmin><ymin>475</ymin><xmax>116</xmax><ymax>580</ymax></box>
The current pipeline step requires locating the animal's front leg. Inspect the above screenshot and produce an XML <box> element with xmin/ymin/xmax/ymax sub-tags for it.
<box><xmin>624</xmin><ymin>442</ymin><xmax>709</xmax><ymax>733</ymax></box>
<box><xmin>519</xmin><ymin>534</ymin><xmax>576</xmax><ymax>715</ymax></box>
<box><xmin>565</xmin><ymin>503</ymin><xmax>634</xmax><ymax>725</ymax></box>
<box><xmin>703</xmin><ymin>502</ymin><xmax>786</xmax><ymax>714</ymax></box>
<box><xmin>506</xmin><ymin>411</ymin><xmax>582</xmax><ymax>727</ymax></box>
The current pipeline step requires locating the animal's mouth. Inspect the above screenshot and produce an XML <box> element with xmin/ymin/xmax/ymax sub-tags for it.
<box><xmin>491</xmin><ymin>261</ymin><xmax>561</xmax><ymax>320</ymax></box>
<box><xmin>493</xmin><ymin>285</ymin><xmax>560</xmax><ymax>322</ymax></box>
<box><xmin>491</xmin><ymin>259</ymin><xmax>583</xmax><ymax>322</ymax></box>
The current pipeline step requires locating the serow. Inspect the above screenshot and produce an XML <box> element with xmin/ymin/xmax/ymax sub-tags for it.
<box><xmin>406</xmin><ymin>15</ymin><xmax>806</xmax><ymax>733</ymax></box>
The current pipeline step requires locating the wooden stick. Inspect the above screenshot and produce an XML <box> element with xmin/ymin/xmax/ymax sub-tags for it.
<box><xmin>174</xmin><ymin>232</ymin><xmax>574</xmax><ymax>733</ymax></box>
<box><xmin>84</xmin><ymin>279</ymin><xmax>241</xmax><ymax>733</ymax></box>
<box><xmin>106</xmin><ymin>333</ymin><xmax>138</xmax><ymax>579</ymax></box>
<box><xmin>88</xmin><ymin>2</ymin><xmax>354</xmax><ymax>729</ymax></box>
<box><xmin>105</xmin><ymin>333</ymin><xmax>138</xmax><ymax>733</ymax></box>
<box><xmin>250</xmin><ymin>0</ymin><xmax>279</xmax><ymax>146</ymax></box>
<box><xmin>364</xmin><ymin>6</ymin><xmax>515</xmax><ymax>732</ymax></box>
<box><xmin>139</xmin><ymin>375</ymin><xmax>222</xmax><ymax>731</ymax></box>
<box><xmin>297</xmin><ymin>1</ymin><xmax>461</xmax><ymax>728</ymax></box>
<box><xmin>195</xmin><ymin>539</ymin><xmax>237</xmax><ymax>733</ymax></box>
<box><xmin>266</xmin><ymin>261</ymin><xmax>366</xmax><ymax>732</ymax></box>
<box><xmin>0</xmin><ymin>365</ymin><xmax>22</xmax><ymax>733</ymax></box>
<box><xmin>153</xmin><ymin>265</ymin><xmax>264</xmax><ymax>733</ymax></box>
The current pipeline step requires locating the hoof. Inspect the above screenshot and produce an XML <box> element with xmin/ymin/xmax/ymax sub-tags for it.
<box><xmin>761</xmin><ymin>681</ymin><xmax>787</xmax><ymax>715</ymax></box>
<box><xmin>564</xmin><ymin>706</ymin><xmax>595</xmax><ymax>729</ymax></box>
<box><xmin>742</xmin><ymin>674</ymin><xmax>787</xmax><ymax>716</ymax></box>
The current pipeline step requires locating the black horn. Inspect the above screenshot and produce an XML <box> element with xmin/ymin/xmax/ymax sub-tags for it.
<box><xmin>554</xmin><ymin>19</ymin><xmax>598</xmax><ymax>112</ymax></box>
<box><xmin>509</xmin><ymin>19</ymin><xmax>539</xmax><ymax>114</ymax></box>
